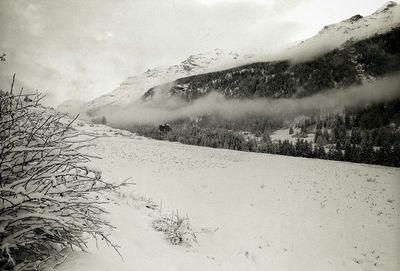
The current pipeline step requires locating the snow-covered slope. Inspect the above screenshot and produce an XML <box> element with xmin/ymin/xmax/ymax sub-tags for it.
<box><xmin>58</xmin><ymin>49</ymin><xmax>255</xmax><ymax>117</ymax></box>
<box><xmin>286</xmin><ymin>1</ymin><xmax>400</xmax><ymax>62</ymax></box>
<box><xmin>55</xmin><ymin>121</ymin><xmax>400</xmax><ymax>271</ymax></box>
<box><xmin>318</xmin><ymin>1</ymin><xmax>399</xmax><ymax>39</ymax></box>
<box><xmin>56</xmin><ymin>99</ymin><xmax>86</xmax><ymax>117</ymax></box>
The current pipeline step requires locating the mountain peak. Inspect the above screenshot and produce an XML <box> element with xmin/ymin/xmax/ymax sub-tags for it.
<box><xmin>179</xmin><ymin>49</ymin><xmax>242</xmax><ymax>71</ymax></box>
<box><xmin>375</xmin><ymin>1</ymin><xmax>397</xmax><ymax>14</ymax></box>
<box><xmin>315</xmin><ymin>1</ymin><xmax>399</xmax><ymax>39</ymax></box>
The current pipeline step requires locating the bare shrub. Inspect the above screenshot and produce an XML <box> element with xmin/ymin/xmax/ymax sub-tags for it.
<box><xmin>152</xmin><ymin>210</ymin><xmax>197</xmax><ymax>246</ymax></box>
<box><xmin>0</xmin><ymin>76</ymin><xmax>125</xmax><ymax>270</ymax></box>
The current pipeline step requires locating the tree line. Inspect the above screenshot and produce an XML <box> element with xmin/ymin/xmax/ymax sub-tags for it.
<box><xmin>124</xmin><ymin>99</ymin><xmax>400</xmax><ymax>167</ymax></box>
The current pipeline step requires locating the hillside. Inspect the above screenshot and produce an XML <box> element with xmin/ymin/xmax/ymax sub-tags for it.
<box><xmin>286</xmin><ymin>1</ymin><xmax>400</xmax><ymax>63</ymax></box>
<box><xmin>56</xmin><ymin>120</ymin><xmax>400</xmax><ymax>271</ymax></box>
<box><xmin>145</xmin><ymin>27</ymin><xmax>400</xmax><ymax>101</ymax></box>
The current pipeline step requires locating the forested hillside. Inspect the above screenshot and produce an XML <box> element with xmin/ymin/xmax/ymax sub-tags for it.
<box><xmin>144</xmin><ymin>27</ymin><xmax>400</xmax><ymax>101</ymax></box>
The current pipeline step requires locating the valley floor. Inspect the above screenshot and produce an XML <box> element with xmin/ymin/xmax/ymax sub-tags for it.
<box><xmin>57</xmin><ymin>122</ymin><xmax>400</xmax><ymax>271</ymax></box>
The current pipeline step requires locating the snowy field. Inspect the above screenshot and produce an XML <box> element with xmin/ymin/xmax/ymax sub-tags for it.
<box><xmin>270</xmin><ymin>128</ymin><xmax>314</xmax><ymax>144</ymax></box>
<box><xmin>57</xmin><ymin>122</ymin><xmax>400</xmax><ymax>271</ymax></box>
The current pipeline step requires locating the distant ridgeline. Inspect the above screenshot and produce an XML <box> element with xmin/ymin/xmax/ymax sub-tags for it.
<box><xmin>128</xmin><ymin>28</ymin><xmax>400</xmax><ymax>167</ymax></box>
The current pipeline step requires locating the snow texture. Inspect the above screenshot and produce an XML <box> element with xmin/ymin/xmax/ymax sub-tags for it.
<box><xmin>55</xmin><ymin>120</ymin><xmax>400</xmax><ymax>271</ymax></box>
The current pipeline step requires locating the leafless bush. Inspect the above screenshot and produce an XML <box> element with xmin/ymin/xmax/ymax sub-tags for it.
<box><xmin>0</xmin><ymin>75</ymin><xmax>125</xmax><ymax>270</ymax></box>
<box><xmin>152</xmin><ymin>210</ymin><xmax>197</xmax><ymax>246</ymax></box>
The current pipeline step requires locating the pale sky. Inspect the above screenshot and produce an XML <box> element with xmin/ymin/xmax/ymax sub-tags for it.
<box><xmin>0</xmin><ymin>0</ymin><xmax>391</xmax><ymax>105</ymax></box>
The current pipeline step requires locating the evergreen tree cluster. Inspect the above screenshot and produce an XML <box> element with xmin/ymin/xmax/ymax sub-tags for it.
<box><xmin>125</xmin><ymin>98</ymin><xmax>400</xmax><ymax>167</ymax></box>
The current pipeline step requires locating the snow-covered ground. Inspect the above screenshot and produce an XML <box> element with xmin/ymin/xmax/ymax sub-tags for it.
<box><xmin>271</xmin><ymin>128</ymin><xmax>314</xmax><ymax>144</ymax></box>
<box><xmin>55</xmin><ymin>122</ymin><xmax>400</xmax><ymax>271</ymax></box>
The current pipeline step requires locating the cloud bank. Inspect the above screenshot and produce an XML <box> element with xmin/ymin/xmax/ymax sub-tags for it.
<box><xmin>107</xmin><ymin>74</ymin><xmax>400</xmax><ymax>126</ymax></box>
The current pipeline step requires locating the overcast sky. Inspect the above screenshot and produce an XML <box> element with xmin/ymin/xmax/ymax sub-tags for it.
<box><xmin>0</xmin><ymin>0</ymin><xmax>390</xmax><ymax>105</ymax></box>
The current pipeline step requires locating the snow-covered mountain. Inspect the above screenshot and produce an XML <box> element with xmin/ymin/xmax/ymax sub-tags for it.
<box><xmin>319</xmin><ymin>1</ymin><xmax>398</xmax><ymax>38</ymax></box>
<box><xmin>58</xmin><ymin>49</ymin><xmax>256</xmax><ymax>117</ymax></box>
<box><xmin>286</xmin><ymin>1</ymin><xmax>400</xmax><ymax>62</ymax></box>
<box><xmin>57</xmin><ymin>1</ymin><xmax>400</xmax><ymax>118</ymax></box>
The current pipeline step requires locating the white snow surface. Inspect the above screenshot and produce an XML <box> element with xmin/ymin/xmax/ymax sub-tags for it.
<box><xmin>267</xmin><ymin>1</ymin><xmax>400</xmax><ymax>63</ymax></box>
<box><xmin>308</xmin><ymin>2</ymin><xmax>398</xmax><ymax>41</ymax></box>
<box><xmin>55</xmin><ymin>121</ymin><xmax>400</xmax><ymax>271</ymax></box>
<box><xmin>271</xmin><ymin>128</ymin><xmax>314</xmax><ymax>144</ymax></box>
